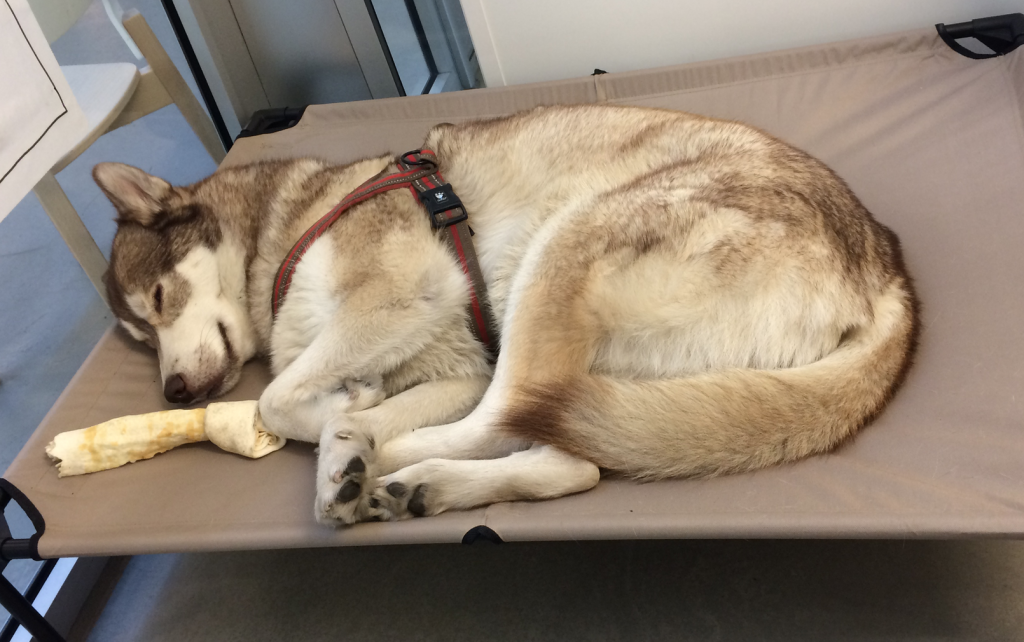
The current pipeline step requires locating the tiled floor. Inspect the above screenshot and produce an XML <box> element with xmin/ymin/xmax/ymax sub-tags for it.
<box><xmin>78</xmin><ymin>539</ymin><xmax>1024</xmax><ymax>642</ymax></box>
<box><xmin>3</xmin><ymin>2</ymin><xmax>1024</xmax><ymax>640</ymax></box>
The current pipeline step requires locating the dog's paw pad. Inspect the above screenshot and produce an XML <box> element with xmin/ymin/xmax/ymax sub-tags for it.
<box><xmin>330</xmin><ymin>455</ymin><xmax>366</xmax><ymax>483</ymax></box>
<box><xmin>316</xmin><ymin>437</ymin><xmax>375</xmax><ymax>525</ymax></box>
<box><xmin>336</xmin><ymin>479</ymin><xmax>361</xmax><ymax>503</ymax></box>
<box><xmin>407</xmin><ymin>484</ymin><xmax>429</xmax><ymax>517</ymax></box>
<box><xmin>369</xmin><ymin>480</ymin><xmax>430</xmax><ymax>521</ymax></box>
<box><xmin>345</xmin><ymin>455</ymin><xmax>366</xmax><ymax>474</ymax></box>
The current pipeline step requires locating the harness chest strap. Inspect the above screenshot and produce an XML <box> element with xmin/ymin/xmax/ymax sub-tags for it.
<box><xmin>272</xmin><ymin>150</ymin><xmax>497</xmax><ymax>356</ymax></box>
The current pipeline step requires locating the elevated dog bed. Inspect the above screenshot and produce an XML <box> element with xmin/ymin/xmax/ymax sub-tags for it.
<box><xmin>4</xmin><ymin>22</ymin><xmax>1024</xmax><ymax>561</ymax></box>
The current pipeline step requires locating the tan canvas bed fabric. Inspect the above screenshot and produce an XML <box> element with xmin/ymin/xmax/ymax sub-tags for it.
<box><xmin>4</xmin><ymin>26</ymin><xmax>1024</xmax><ymax>559</ymax></box>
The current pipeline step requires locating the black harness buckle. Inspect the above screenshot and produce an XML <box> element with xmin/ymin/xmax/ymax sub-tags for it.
<box><xmin>419</xmin><ymin>183</ymin><xmax>468</xmax><ymax>228</ymax></box>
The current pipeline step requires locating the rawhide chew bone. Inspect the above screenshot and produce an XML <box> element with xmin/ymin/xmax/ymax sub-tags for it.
<box><xmin>44</xmin><ymin>400</ymin><xmax>285</xmax><ymax>477</ymax></box>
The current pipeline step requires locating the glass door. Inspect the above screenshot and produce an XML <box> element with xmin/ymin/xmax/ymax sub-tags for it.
<box><xmin>367</xmin><ymin>0</ymin><xmax>482</xmax><ymax>96</ymax></box>
<box><xmin>165</xmin><ymin>0</ymin><xmax>482</xmax><ymax>144</ymax></box>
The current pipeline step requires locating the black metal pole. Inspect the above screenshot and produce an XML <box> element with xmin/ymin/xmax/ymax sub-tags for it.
<box><xmin>158</xmin><ymin>0</ymin><xmax>234</xmax><ymax>151</ymax></box>
<box><xmin>0</xmin><ymin>559</ymin><xmax>58</xmax><ymax>642</ymax></box>
<box><xmin>1</xmin><ymin>481</ymin><xmax>61</xmax><ymax>640</ymax></box>
<box><xmin>0</xmin><ymin>571</ymin><xmax>66</xmax><ymax>642</ymax></box>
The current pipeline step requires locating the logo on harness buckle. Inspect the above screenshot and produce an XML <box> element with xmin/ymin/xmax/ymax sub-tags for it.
<box><xmin>418</xmin><ymin>183</ymin><xmax>467</xmax><ymax>229</ymax></box>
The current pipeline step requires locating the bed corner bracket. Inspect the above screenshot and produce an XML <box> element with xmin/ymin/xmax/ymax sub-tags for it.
<box><xmin>461</xmin><ymin>525</ymin><xmax>504</xmax><ymax>545</ymax></box>
<box><xmin>936</xmin><ymin>13</ymin><xmax>1024</xmax><ymax>59</ymax></box>
<box><xmin>0</xmin><ymin>479</ymin><xmax>45</xmax><ymax>562</ymax></box>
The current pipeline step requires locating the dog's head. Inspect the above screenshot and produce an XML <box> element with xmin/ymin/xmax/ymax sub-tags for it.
<box><xmin>94</xmin><ymin>163</ymin><xmax>257</xmax><ymax>404</ymax></box>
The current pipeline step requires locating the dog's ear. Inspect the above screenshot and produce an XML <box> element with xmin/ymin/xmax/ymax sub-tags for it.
<box><xmin>93</xmin><ymin>163</ymin><xmax>172</xmax><ymax>226</ymax></box>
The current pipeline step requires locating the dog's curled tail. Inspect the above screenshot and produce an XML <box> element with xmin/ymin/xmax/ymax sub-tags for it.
<box><xmin>499</xmin><ymin>282</ymin><xmax>918</xmax><ymax>480</ymax></box>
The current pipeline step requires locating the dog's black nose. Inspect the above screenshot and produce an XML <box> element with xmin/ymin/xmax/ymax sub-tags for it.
<box><xmin>164</xmin><ymin>374</ymin><xmax>194</xmax><ymax>404</ymax></box>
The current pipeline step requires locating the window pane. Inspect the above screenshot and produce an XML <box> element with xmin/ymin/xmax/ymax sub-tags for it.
<box><xmin>370</xmin><ymin>0</ymin><xmax>433</xmax><ymax>95</ymax></box>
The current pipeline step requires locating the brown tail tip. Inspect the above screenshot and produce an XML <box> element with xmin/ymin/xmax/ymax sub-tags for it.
<box><xmin>496</xmin><ymin>380</ymin><xmax>582</xmax><ymax>451</ymax></box>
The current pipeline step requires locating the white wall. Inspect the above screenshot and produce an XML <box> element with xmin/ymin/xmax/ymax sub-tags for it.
<box><xmin>461</xmin><ymin>0</ymin><xmax>1024</xmax><ymax>87</ymax></box>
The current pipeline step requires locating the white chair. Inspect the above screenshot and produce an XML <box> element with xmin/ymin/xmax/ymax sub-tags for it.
<box><xmin>27</xmin><ymin>0</ymin><xmax>225</xmax><ymax>306</ymax></box>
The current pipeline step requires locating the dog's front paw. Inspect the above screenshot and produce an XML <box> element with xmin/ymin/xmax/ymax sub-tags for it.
<box><xmin>315</xmin><ymin>422</ymin><xmax>377</xmax><ymax>526</ymax></box>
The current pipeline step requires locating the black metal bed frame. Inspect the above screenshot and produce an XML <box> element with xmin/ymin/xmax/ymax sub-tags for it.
<box><xmin>1</xmin><ymin>483</ymin><xmax>63</xmax><ymax>642</ymax></box>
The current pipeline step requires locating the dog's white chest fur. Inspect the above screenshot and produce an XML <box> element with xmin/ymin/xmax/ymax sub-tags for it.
<box><xmin>269</xmin><ymin>237</ymin><xmax>340</xmax><ymax>374</ymax></box>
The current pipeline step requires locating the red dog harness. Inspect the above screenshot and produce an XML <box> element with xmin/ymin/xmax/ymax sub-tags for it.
<box><xmin>272</xmin><ymin>150</ymin><xmax>497</xmax><ymax>356</ymax></box>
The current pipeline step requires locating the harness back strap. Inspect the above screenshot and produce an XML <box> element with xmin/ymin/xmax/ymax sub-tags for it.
<box><xmin>272</xmin><ymin>150</ymin><xmax>497</xmax><ymax>356</ymax></box>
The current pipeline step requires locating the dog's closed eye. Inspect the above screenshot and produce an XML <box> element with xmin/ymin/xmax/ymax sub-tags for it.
<box><xmin>153</xmin><ymin>284</ymin><xmax>163</xmax><ymax>314</ymax></box>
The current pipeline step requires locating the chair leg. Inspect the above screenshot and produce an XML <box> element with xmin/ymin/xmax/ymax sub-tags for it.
<box><xmin>121</xmin><ymin>10</ymin><xmax>226</xmax><ymax>165</ymax></box>
<box><xmin>32</xmin><ymin>172</ymin><xmax>110</xmax><ymax>307</ymax></box>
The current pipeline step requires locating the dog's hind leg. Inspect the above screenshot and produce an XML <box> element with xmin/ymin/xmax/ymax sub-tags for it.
<box><xmin>368</xmin><ymin>445</ymin><xmax>599</xmax><ymax>520</ymax></box>
<box><xmin>374</xmin><ymin>391</ymin><xmax>530</xmax><ymax>475</ymax></box>
<box><xmin>365</xmin><ymin>333</ymin><xmax>591</xmax><ymax>520</ymax></box>
<box><xmin>374</xmin><ymin>206</ymin><xmax>610</xmax><ymax>480</ymax></box>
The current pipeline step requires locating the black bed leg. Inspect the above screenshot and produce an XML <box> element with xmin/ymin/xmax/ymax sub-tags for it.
<box><xmin>1</xmin><ymin>481</ymin><xmax>64</xmax><ymax>641</ymax></box>
<box><xmin>0</xmin><ymin>571</ymin><xmax>67</xmax><ymax>642</ymax></box>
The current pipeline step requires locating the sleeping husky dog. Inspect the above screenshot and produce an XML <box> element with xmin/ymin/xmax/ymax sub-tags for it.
<box><xmin>94</xmin><ymin>104</ymin><xmax>918</xmax><ymax>525</ymax></box>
